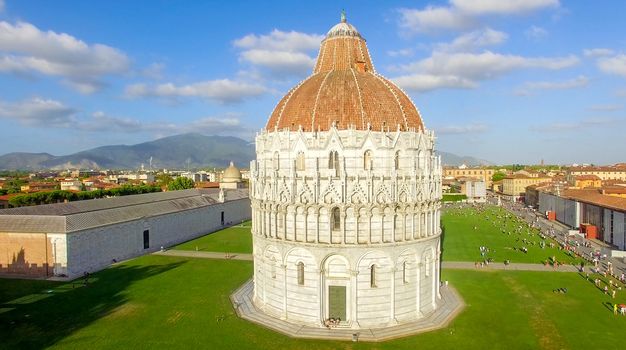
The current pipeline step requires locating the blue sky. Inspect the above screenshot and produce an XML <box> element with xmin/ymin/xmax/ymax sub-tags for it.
<box><xmin>0</xmin><ymin>0</ymin><xmax>625</xmax><ymax>165</ymax></box>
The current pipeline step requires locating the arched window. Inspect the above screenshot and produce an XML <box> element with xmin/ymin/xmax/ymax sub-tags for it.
<box><xmin>297</xmin><ymin>262</ymin><xmax>304</xmax><ymax>285</ymax></box>
<box><xmin>273</xmin><ymin>152</ymin><xmax>280</xmax><ymax>170</ymax></box>
<box><xmin>425</xmin><ymin>257</ymin><xmax>431</xmax><ymax>277</ymax></box>
<box><xmin>332</xmin><ymin>207</ymin><xmax>341</xmax><ymax>231</ymax></box>
<box><xmin>370</xmin><ymin>265</ymin><xmax>377</xmax><ymax>288</ymax></box>
<box><xmin>402</xmin><ymin>261</ymin><xmax>408</xmax><ymax>284</ymax></box>
<box><xmin>271</xmin><ymin>258</ymin><xmax>277</xmax><ymax>279</ymax></box>
<box><xmin>328</xmin><ymin>150</ymin><xmax>339</xmax><ymax>171</ymax></box>
<box><xmin>364</xmin><ymin>150</ymin><xmax>372</xmax><ymax>170</ymax></box>
<box><xmin>394</xmin><ymin>151</ymin><xmax>400</xmax><ymax>170</ymax></box>
<box><xmin>296</xmin><ymin>151</ymin><xmax>305</xmax><ymax>171</ymax></box>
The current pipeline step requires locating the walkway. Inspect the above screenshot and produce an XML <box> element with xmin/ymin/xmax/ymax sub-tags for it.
<box><xmin>154</xmin><ymin>250</ymin><xmax>253</xmax><ymax>261</ymax></box>
<box><xmin>493</xmin><ymin>198</ymin><xmax>626</xmax><ymax>276</ymax></box>
<box><xmin>156</xmin><ymin>250</ymin><xmax>583</xmax><ymax>273</ymax></box>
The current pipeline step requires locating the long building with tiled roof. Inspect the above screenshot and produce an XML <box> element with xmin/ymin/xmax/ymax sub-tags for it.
<box><xmin>0</xmin><ymin>189</ymin><xmax>250</xmax><ymax>278</ymax></box>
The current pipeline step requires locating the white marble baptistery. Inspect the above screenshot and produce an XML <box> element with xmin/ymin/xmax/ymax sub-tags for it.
<box><xmin>248</xmin><ymin>15</ymin><xmax>443</xmax><ymax>330</ymax></box>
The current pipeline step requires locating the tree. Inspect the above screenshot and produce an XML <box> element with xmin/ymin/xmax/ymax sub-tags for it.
<box><xmin>156</xmin><ymin>174</ymin><xmax>173</xmax><ymax>187</ymax></box>
<box><xmin>492</xmin><ymin>172</ymin><xmax>507</xmax><ymax>182</ymax></box>
<box><xmin>168</xmin><ymin>177</ymin><xmax>195</xmax><ymax>191</ymax></box>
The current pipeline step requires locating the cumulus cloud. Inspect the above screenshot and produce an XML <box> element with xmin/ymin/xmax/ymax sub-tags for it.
<box><xmin>398</xmin><ymin>7</ymin><xmax>474</xmax><ymax>33</ymax></box>
<box><xmin>392</xmin><ymin>51</ymin><xmax>578</xmax><ymax>92</ymax></box>
<box><xmin>597</xmin><ymin>54</ymin><xmax>626</xmax><ymax>78</ymax></box>
<box><xmin>239</xmin><ymin>49</ymin><xmax>316</xmax><ymax>76</ymax></box>
<box><xmin>435</xmin><ymin>27</ymin><xmax>507</xmax><ymax>52</ymax></box>
<box><xmin>393</xmin><ymin>74</ymin><xmax>476</xmax><ymax>92</ymax></box>
<box><xmin>233</xmin><ymin>29</ymin><xmax>323</xmax><ymax>77</ymax></box>
<box><xmin>436</xmin><ymin>123</ymin><xmax>488</xmax><ymax>134</ymax></box>
<box><xmin>0</xmin><ymin>98</ymin><xmax>77</xmax><ymax>127</ymax></box>
<box><xmin>583</xmin><ymin>48</ymin><xmax>614</xmax><ymax>58</ymax></box>
<box><xmin>515</xmin><ymin>75</ymin><xmax>588</xmax><ymax>95</ymax></box>
<box><xmin>587</xmin><ymin>104</ymin><xmax>622</xmax><ymax>112</ymax></box>
<box><xmin>78</xmin><ymin>111</ymin><xmax>250</xmax><ymax>136</ymax></box>
<box><xmin>525</xmin><ymin>25</ymin><xmax>548</xmax><ymax>39</ymax></box>
<box><xmin>530</xmin><ymin>116</ymin><xmax>620</xmax><ymax>132</ymax></box>
<box><xmin>387</xmin><ymin>48</ymin><xmax>414</xmax><ymax>58</ymax></box>
<box><xmin>398</xmin><ymin>0</ymin><xmax>559</xmax><ymax>33</ymax></box>
<box><xmin>0</xmin><ymin>21</ymin><xmax>130</xmax><ymax>93</ymax></box>
<box><xmin>124</xmin><ymin>79</ymin><xmax>268</xmax><ymax>103</ymax></box>
<box><xmin>451</xmin><ymin>0</ymin><xmax>559</xmax><ymax>16</ymax></box>
<box><xmin>0</xmin><ymin>98</ymin><xmax>252</xmax><ymax>137</ymax></box>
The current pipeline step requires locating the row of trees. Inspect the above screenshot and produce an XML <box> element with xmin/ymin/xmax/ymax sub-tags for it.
<box><xmin>8</xmin><ymin>184</ymin><xmax>162</xmax><ymax>208</ymax></box>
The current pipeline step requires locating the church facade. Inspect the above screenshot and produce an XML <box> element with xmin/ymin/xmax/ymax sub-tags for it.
<box><xmin>249</xmin><ymin>14</ymin><xmax>442</xmax><ymax>329</ymax></box>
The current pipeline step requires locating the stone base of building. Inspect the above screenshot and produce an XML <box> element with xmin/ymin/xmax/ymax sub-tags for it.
<box><xmin>230</xmin><ymin>279</ymin><xmax>464</xmax><ymax>342</ymax></box>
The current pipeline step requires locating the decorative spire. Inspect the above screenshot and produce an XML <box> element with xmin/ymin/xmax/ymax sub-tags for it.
<box><xmin>341</xmin><ymin>9</ymin><xmax>346</xmax><ymax>23</ymax></box>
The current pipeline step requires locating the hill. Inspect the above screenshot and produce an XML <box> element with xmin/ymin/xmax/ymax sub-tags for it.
<box><xmin>0</xmin><ymin>134</ymin><xmax>491</xmax><ymax>170</ymax></box>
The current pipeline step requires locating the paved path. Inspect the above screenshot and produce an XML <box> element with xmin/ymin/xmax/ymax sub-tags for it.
<box><xmin>443</xmin><ymin>261</ymin><xmax>579</xmax><ymax>272</ymax></box>
<box><xmin>154</xmin><ymin>249</ymin><xmax>253</xmax><ymax>261</ymax></box>
<box><xmin>156</xmin><ymin>250</ymin><xmax>582</xmax><ymax>273</ymax></box>
<box><xmin>491</xmin><ymin>198</ymin><xmax>626</xmax><ymax>276</ymax></box>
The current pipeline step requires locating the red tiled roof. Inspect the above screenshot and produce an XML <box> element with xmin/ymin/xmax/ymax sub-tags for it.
<box><xmin>266</xmin><ymin>19</ymin><xmax>423</xmax><ymax>132</ymax></box>
<box><xmin>561</xmin><ymin>188</ymin><xmax>626</xmax><ymax>212</ymax></box>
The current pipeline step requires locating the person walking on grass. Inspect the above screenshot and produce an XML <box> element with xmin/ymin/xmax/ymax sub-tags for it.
<box><xmin>614</xmin><ymin>303</ymin><xmax>618</xmax><ymax>315</ymax></box>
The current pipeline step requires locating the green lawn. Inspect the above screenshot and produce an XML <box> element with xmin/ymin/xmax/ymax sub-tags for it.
<box><xmin>442</xmin><ymin>205</ymin><xmax>584</xmax><ymax>265</ymax></box>
<box><xmin>3</xmin><ymin>209</ymin><xmax>625</xmax><ymax>349</ymax></box>
<box><xmin>174</xmin><ymin>221</ymin><xmax>252</xmax><ymax>253</ymax></box>
<box><xmin>2</xmin><ymin>256</ymin><xmax>625</xmax><ymax>350</ymax></box>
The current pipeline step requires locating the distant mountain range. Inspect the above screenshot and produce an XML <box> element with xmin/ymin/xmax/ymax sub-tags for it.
<box><xmin>0</xmin><ymin>133</ymin><xmax>491</xmax><ymax>170</ymax></box>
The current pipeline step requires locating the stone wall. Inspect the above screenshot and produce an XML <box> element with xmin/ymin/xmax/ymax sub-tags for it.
<box><xmin>64</xmin><ymin>197</ymin><xmax>250</xmax><ymax>278</ymax></box>
<box><xmin>0</xmin><ymin>232</ymin><xmax>53</xmax><ymax>277</ymax></box>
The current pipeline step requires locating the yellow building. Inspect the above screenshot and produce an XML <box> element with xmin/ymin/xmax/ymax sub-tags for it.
<box><xmin>566</xmin><ymin>166</ymin><xmax>626</xmax><ymax>182</ymax></box>
<box><xmin>570</xmin><ymin>175</ymin><xmax>602</xmax><ymax>188</ymax></box>
<box><xmin>501</xmin><ymin>174</ymin><xmax>551</xmax><ymax>200</ymax></box>
<box><xmin>443</xmin><ymin>167</ymin><xmax>495</xmax><ymax>187</ymax></box>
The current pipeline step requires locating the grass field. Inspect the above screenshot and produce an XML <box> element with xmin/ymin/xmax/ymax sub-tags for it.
<box><xmin>2</xmin><ymin>256</ymin><xmax>625</xmax><ymax>350</ymax></box>
<box><xmin>174</xmin><ymin>221</ymin><xmax>252</xmax><ymax>253</ymax></box>
<box><xmin>442</xmin><ymin>205</ymin><xmax>584</xmax><ymax>265</ymax></box>
<box><xmin>2</xmin><ymin>207</ymin><xmax>625</xmax><ymax>349</ymax></box>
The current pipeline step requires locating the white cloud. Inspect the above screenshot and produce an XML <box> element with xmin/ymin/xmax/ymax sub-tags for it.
<box><xmin>451</xmin><ymin>0</ymin><xmax>559</xmax><ymax>16</ymax></box>
<box><xmin>0</xmin><ymin>98</ymin><xmax>77</xmax><ymax>127</ymax></box>
<box><xmin>398</xmin><ymin>7</ymin><xmax>472</xmax><ymax>33</ymax></box>
<box><xmin>388</xmin><ymin>48</ymin><xmax>414</xmax><ymax>58</ymax></box>
<box><xmin>0</xmin><ymin>98</ymin><xmax>252</xmax><ymax>137</ymax></box>
<box><xmin>239</xmin><ymin>49</ymin><xmax>316</xmax><ymax>76</ymax></box>
<box><xmin>583</xmin><ymin>48</ymin><xmax>614</xmax><ymax>58</ymax></box>
<box><xmin>393</xmin><ymin>74</ymin><xmax>476</xmax><ymax>92</ymax></box>
<box><xmin>515</xmin><ymin>75</ymin><xmax>588</xmax><ymax>95</ymax></box>
<box><xmin>525</xmin><ymin>25</ymin><xmax>548</xmax><ymax>39</ymax></box>
<box><xmin>125</xmin><ymin>79</ymin><xmax>267</xmax><ymax>103</ymax></box>
<box><xmin>0</xmin><ymin>21</ymin><xmax>130</xmax><ymax>93</ymax></box>
<box><xmin>79</xmin><ymin>111</ymin><xmax>249</xmax><ymax>136</ymax></box>
<box><xmin>436</xmin><ymin>123</ymin><xmax>488</xmax><ymax>134</ymax></box>
<box><xmin>233</xmin><ymin>29</ymin><xmax>322</xmax><ymax>52</ymax></box>
<box><xmin>436</xmin><ymin>28</ymin><xmax>507</xmax><ymax>52</ymax></box>
<box><xmin>141</xmin><ymin>62</ymin><xmax>165</xmax><ymax>80</ymax></box>
<box><xmin>587</xmin><ymin>104</ymin><xmax>622</xmax><ymax>112</ymax></box>
<box><xmin>393</xmin><ymin>51</ymin><xmax>578</xmax><ymax>92</ymax></box>
<box><xmin>398</xmin><ymin>0</ymin><xmax>559</xmax><ymax>33</ymax></box>
<box><xmin>530</xmin><ymin>116</ymin><xmax>620</xmax><ymax>132</ymax></box>
<box><xmin>597</xmin><ymin>54</ymin><xmax>626</xmax><ymax>78</ymax></box>
<box><xmin>233</xmin><ymin>29</ymin><xmax>323</xmax><ymax>78</ymax></box>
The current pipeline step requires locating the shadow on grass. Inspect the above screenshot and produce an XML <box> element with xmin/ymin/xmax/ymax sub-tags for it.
<box><xmin>0</xmin><ymin>261</ymin><xmax>185</xmax><ymax>350</ymax></box>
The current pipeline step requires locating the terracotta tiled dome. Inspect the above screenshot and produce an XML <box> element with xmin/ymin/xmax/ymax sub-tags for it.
<box><xmin>265</xmin><ymin>15</ymin><xmax>424</xmax><ymax>132</ymax></box>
